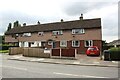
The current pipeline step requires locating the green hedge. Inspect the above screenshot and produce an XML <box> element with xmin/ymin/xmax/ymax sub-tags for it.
<box><xmin>109</xmin><ymin>47</ymin><xmax>120</xmax><ymax>60</ymax></box>
<box><xmin>0</xmin><ymin>50</ymin><xmax>9</xmax><ymax>53</ymax></box>
<box><xmin>109</xmin><ymin>47</ymin><xmax>120</xmax><ymax>51</ymax></box>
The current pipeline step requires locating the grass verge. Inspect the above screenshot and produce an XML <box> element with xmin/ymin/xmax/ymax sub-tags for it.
<box><xmin>0</xmin><ymin>50</ymin><xmax>9</xmax><ymax>53</ymax></box>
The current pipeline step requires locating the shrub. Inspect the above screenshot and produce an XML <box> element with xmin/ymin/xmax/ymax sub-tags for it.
<box><xmin>109</xmin><ymin>47</ymin><xmax>120</xmax><ymax>60</ymax></box>
<box><xmin>109</xmin><ymin>47</ymin><xmax>120</xmax><ymax>51</ymax></box>
<box><xmin>0</xmin><ymin>50</ymin><xmax>9</xmax><ymax>53</ymax></box>
<box><xmin>0</xmin><ymin>44</ymin><xmax>18</xmax><ymax>50</ymax></box>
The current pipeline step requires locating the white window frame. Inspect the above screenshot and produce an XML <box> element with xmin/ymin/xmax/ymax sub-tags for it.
<box><xmin>48</xmin><ymin>41</ymin><xmax>53</xmax><ymax>45</ymax></box>
<box><xmin>85</xmin><ymin>40</ymin><xmax>93</xmax><ymax>47</ymax></box>
<box><xmin>72</xmin><ymin>29</ymin><xmax>85</xmax><ymax>34</ymax></box>
<box><xmin>24</xmin><ymin>42</ymin><xmax>29</xmax><ymax>47</ymax></box>
<box><xmin>16</xmin><ymin>34</ymin><xmax>19</xmax><ymax>37</ymax></box>
<box><xmin>23</xmin><ymin>33</ymin><xmax>31</xmax><ymax>37</ymax></box>
<box><xmin>38</xmin><ymin>32</ymin><xmax>44</xmax><ymax>36</ymax></box>
<box><xmin>72</xmin><ymin>40</ymin><xmax>80</xmax><ymax>47</ymax></box>
<box><xmin>52</xmin><ymin>30</ymin><xmax>63</xmax><ymax>35</ymax></box>
<box><xmin>60</xmin><ymin>40</ymin><xmax>67</xmax><ymax>47</ymax></box>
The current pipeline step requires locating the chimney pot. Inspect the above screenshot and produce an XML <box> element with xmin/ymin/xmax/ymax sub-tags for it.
<box><xmin>79</xmin><ymin>14</ymin><xmax>83</xmax><ymax>20</ymax></box>
<box><xmin>61</xmin><ymin>19</ymin><xmax>64</xmax><ymax>22</ymax></box>
<box><xmin>37</xmin><ymin>21</ymin><xmax>40</xmax><ymax>25</ymax></box>
<box><xmin>23</xmin><ymin>23</ymin><xmax>26</xmax><ymax>26</ymax></box>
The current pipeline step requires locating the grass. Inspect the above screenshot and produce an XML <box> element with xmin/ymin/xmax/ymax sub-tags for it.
<box><xmin>0</xmin><ymin>50</ymin><xmax>9</xmax><ymax>53</ymax></box>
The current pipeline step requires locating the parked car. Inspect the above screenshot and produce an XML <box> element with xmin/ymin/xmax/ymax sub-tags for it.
<box><xmin>86</xmin><ymin>46</ymin><xmax>100</xmax><ymax>56</ymax></box>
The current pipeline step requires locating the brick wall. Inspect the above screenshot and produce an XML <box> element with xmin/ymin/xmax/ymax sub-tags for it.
<box><xmin>49</xmin><ymin>40</ymin><xmax>102</xmax><ymax>54</ymax></box>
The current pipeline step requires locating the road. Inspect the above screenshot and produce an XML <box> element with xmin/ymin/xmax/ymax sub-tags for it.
<box><xmin>0</xmin><ymin>54</ymin><xmax>119</xmax><ymax>78</ymax></box>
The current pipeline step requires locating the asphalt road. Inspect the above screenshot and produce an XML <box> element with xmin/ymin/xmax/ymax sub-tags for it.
<box><xmin>0</xmin><ymin>54</ymin><xmax>119</xmax><ymax>78</ymax></box>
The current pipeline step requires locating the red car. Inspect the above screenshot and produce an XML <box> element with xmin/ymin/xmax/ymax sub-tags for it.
<box><xmin>86</xmin><ymin>46</ymin><xmax>100</xmax><ymax>56</ymax></box>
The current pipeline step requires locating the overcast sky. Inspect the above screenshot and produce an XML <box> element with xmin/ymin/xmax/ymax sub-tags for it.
<box><xmin>0</xmin><ymin>0</ymin><xmax>119</xmax><ymax>42</ymax></box>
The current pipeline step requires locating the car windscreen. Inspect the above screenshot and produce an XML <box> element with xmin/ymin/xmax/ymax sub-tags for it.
<box><xmin>88</xmin><ymin>47</ymin><xmax>97</xmax><ymax>50</ymax></box>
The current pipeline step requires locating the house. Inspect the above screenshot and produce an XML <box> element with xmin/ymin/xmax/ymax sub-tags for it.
<box><xmin>107</xmin><ymin>39</ymin><xmax>120</xmax><ymax>47</ymax></box>
<box><xmin>5</xmin><ymin>14</ymin><xmax>102</xmax><ymax>54</ymax></box>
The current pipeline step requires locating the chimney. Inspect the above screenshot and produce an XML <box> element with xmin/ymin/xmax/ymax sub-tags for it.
<box><xmin>37</xmin><ymin>21</ymin><xmax>40</xmax><ymax>25</ymax></box>
<box><xmin>23</xmin><ymin>23</ymin><xmax>26</xmax><ymax>26</ymax></box>
<box><xmin>79</xmin><ymin>14</ymin><xmax>83</xmax><ymax>20</ymax></box>
<box><xmin>61</xmin><ymin>19</ymin><xmax>64</xmax><ymax>22</ymax></box>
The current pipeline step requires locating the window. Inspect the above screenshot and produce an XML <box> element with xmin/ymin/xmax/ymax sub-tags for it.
<box><xmin>52</xmin><ymin>30</ymin><xmax>63</xmax><ymax>35</ymax></box>
<box><xmin>85</xmin><ymin>40</ymin><xmax>93</xmax><ymax>47</ymax></box>
<box><xmin>72</xmin><ymin>40</ymin><xmax>80</xmax><ymax>47</ymax></box>
<box><xmin>38</xmin><ymin>32</ymin><xmax>44</xmax><ymax>36</ymax></box>
<box><xmin>23</xmin><ymin>33</ymin><xmax>31</xmax><ymax>37</ymax></box>
<box><xmin>48</xmin><ymin>41</ymin><xmax>53</xmax><ymax>45</ymax></box>
<box><xmin>12</xmin><ymin>34</ymin><xmax>16</xmax><ymax>38</ymax></box>
<box><xmin>72</xmin><ymin>29</ymin><xmax>85</xmax><ymax>34</ymax></box>
<box><xmin>16</xmin><ymin>34</ymin><xmax>19</xmax><ymax>37</ymax></box>
<box><xmin>60</xmin><ymin>40</ymin><xmax>67</xmax><ymax>47</ymax></box>
<box><xmin>12</xmin><ymin>34</ymin><xmax>18</xmax><ymax>39</ymax></box>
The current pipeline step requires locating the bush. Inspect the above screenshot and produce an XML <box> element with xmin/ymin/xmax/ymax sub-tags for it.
<box><xmin>0</xmin><ymin>44</ymin><xmax>18</xmax><ymax>50</ymax></box>
<box><xmin>109</xmin><ymin>47</ymin><xmax>120</xmax><ymax>61</ymax></box>
<box><xmin>109</xmin><ymin>47</ymin><xmax>120</xmax><ymax>51</ymax></box>
<box><xmin>0</xmin><ymin>50</ymin><xmax>9</xmax><ymax>53</ymax></box>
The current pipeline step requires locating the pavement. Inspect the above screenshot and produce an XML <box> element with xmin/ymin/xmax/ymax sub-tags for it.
<box><xmin>6</xmin><ymin>54</ymin><xmax>119</xmax><ymax>68</ymax></box>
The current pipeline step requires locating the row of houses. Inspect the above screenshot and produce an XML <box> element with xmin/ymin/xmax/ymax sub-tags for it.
<box><xmin>5</xmin><ymin>14</ymin><xmax>102</xmax><ymax>54</ymax></box>
<box><xmin>107</xmin><ymin>39</ymin><xmax>120</xmax><ymax>47</ymax></box>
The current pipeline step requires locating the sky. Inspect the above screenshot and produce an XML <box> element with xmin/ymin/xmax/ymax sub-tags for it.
<box><xmin>0</xmin><ymin>0</ymin><xmax>119</xmax><ymax>43</ymax></box>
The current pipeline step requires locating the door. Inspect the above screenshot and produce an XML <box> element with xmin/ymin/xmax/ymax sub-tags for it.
<box><xmin>53</xmin><ymin>41</ymin><xmax>56</xmax><ymax>48</ymax></box>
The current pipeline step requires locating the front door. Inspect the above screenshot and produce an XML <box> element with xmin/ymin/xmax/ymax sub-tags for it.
<box><xmin>53</xmin><ymin>41</ymin><xmax>56</xmax><ymax>48</ymax></box>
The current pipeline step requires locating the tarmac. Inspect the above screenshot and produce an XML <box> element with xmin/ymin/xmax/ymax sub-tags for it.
<box><xmin>7</xmin><ymin>54</ymin><xmax>119</xmax><ymax>68</ymax></box>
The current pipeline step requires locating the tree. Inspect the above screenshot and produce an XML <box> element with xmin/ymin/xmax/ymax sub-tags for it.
<box><xmin>7</xmin><ymin>23</ymin><xmax>12</xmax><ymax>31</ymax></box>
<box><xmin>102</xmin><ymin>40</ymin><xmax>108</xmax><ymax>46</ymax></box>
<box><xmin>0</xmin><ymin>35</ymin><xmax>5</xmax><ymax>44</ymax></box>
<box><xmin>13</xmin><ymin>20</ymin><xmax>21</xmax><ymax>28</ymax></box>
<box><xmin>2</xmin><ymin>35</ymin><xmax>5</xmax><ymax>44</ymax></box>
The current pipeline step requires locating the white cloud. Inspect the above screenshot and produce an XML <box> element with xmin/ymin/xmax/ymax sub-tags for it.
<box><xmin>0</xmin><ymin>0</ymin><xmax>119</xmax><ymax>42</ymax></box>
<box><xmin>84</xmin><ymin>4</ymin><xmax>118</xmax><ymax>42</ymax></box>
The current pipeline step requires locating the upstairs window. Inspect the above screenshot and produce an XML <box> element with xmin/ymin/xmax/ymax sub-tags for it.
<box><xmin>12</xmin><ymin>34</ymin><xmax>16</xmax><ymax>38</ymax></box>
<box><xmin>72</xmin><ymin>29</ymin><xmax>85</xmax><ymax>34</ymax></box>
<box><xmin>85</xmin><ymin>40</ymin><xmax>93</xmax><ymax>47</ymax></box>
<box><xmin>23</xmin><ymin>33</ymin><xmax>31</xmax><ymax>37</ymax></box>
<box><xmin>52</xmin><ymin>30</ymin><xmax>63</xmax><ymax>35</ymax></box>
<box><xmin>38</xmin><ymin>32</ymin><xmax>44</xmax><ymax>36</ymax></box>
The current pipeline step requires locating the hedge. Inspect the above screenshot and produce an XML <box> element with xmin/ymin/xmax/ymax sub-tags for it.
<box><xmin>109</xmin><ymin>47</ymin><xmax>120</xmax><ymax>51</ymax></box>
<box><xmin>109</xmin><ymin>47</ymin><xmax>120</xmax><ymax>60</ymax></box>
<box><xmin>0</xmin><ymin>45</ymin><xmax>18</xmax><ymax>50</ymax></box>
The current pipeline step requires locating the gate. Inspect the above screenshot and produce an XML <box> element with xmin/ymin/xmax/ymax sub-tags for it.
<box><xmin>51</xmin><ymin>48</ymin><xmax>77</xmax><ymax>59</ymax></box>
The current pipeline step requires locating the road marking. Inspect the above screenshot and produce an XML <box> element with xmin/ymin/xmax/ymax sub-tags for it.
<box><xmin>1</xmin><ymin>65</ymin><xmax>27</xmax><ymax>71</ymax></box>
<box><xmin>53</xmin><ymin>72</ymin><xmax>109</xmax><ymax>78</ymax></box>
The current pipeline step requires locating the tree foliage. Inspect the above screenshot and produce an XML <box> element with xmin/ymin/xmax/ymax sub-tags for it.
<box><xmin>7</xmin><ymin>23</ymin><xmax>12</xmax><ymax>31</ymax></box>
<box><xmin>13</xmin><ymin>20</ymin><xmax>21</xmax><ymax>28</ymax></box>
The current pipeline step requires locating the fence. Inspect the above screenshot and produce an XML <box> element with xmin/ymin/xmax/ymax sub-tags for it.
<box><xmin>23</xmin><ymin>48</ymin><xmax>50</xmax><ymax>58</ymax></box>
<box><xmin>9</xmin><ymin>47</ymin><xmax>77</xmax><ymax>59</ymax></box>
<box><xmin>9</xmin><ymin>47</ymin><xmax>50</xmax><ymax>58</ymax></box>
<box><xmin>51</xmin><ymin>48</ymin><xmax>77</xmax><ymax>59</ymax></box>
<box><xmin>9</xmin><ymin>47</ymin><xmax>23</xmax><ymax>55</ymax></box>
